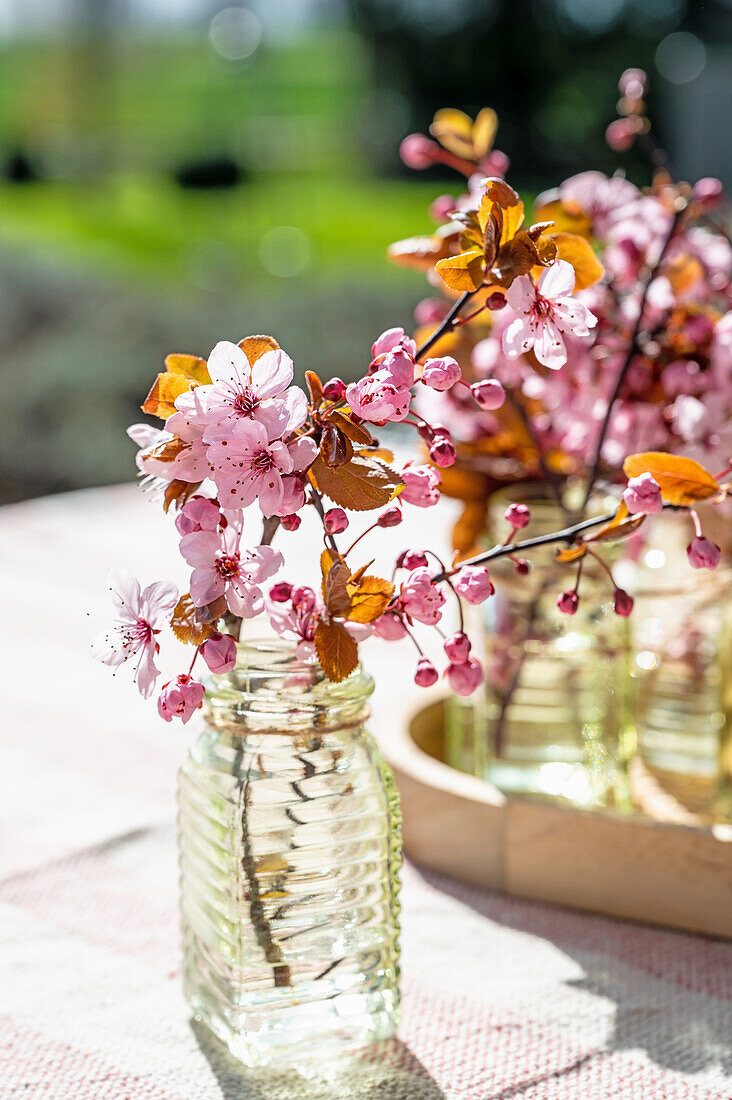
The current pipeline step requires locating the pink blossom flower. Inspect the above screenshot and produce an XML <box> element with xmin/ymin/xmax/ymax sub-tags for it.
<box><xmin>446</xmin><ymin>657</ymin><xmax>483</xmax><ymax>696</ymax></box>
<box><xmin>471</xmin><ymin>379</ymin><xmax>506</xmax><ymax>410</ymax></box>
<box><xmin>180</xmin><ymin>527</ymin><xmax>282</xmax><ymax>617</ymax></box>
<box><xmin>444</xmin><ymin>632</ymin><xmax>471</xmax><ymax>663</ymax></box>
<box><xmin>346</xmin><ymin>369</ymin><xmax>411</xmax><ymax>423</ymax></box>
<box><xmin>687</xmin><ymin>537</ymin><xmax>721</xmax><ymax>570</ymax></box>
<box><xmin>371</xmin><ymin>327</ymin><xmax>417</xmax><ymax>360</ymax></box>
<box><xmin>267</xmin><ymin>590</ymin><xmax>319</xmax><ymax>657</ymax></box>
<box><xmin>208</xmin><ymin>420</ymin><xmax>316</xmax><ymax>515</ymax></box>
<box><xmin>373</xmin><ymin>612</ymin><xmax>408</xmax><ymax>640</ymax></box>
<box><xmin>400</xmin><ymin>567</ymin><xmax>446</xmax><ymax>625</ymax></box>
<box><xmin>421</xmin><ymin>356</ymin><xmax>461</xmax><ymax>391</ymax></box>
<box><xmin>175</xmin><ymin>496</ymin><xmax>222</xmax><ymax>536</ymax></box>
<box><xmin>505</xmin><ymin>502</ymin><xmax>530</xmax><ymax>529</ymax></box>
<box><xmin>276</xmin><ymin>475</ymin><xmax>307</xmax><ymax>518</ymax></box>
<box><xmin>429</xmin><ymin>433</ymin><xmax>457</xmax><ymax>467</ymax></box>
<box><xmin>557</xmin><ymin>590</ymin><xmax>579</xmax><ymax>615</ymax></box>
<box><xmin>453</xmin><ymin>565</ymin><xmax>494</xmax><ymax>605</ymax></box>
<box><xmin>400</xmin><ymin>464</ymin><xmax>441</xmax><ymax>508</ymax></box>
<box><xmin>622</xmin><ymin>473</ymin><xmax>663</xmax><ymax>515</ymax></box>
<box><xmin>559</xmin><ymin>171</ymin><xmax>639</xmax><ymax>239</ymax></box>
<box><xmin>157</xmin><ymin>674</ymin><xmax>205</xmax><ymax>724</ymax></box>
<box><xmin>414</xmin><ymin>659</ymin><xmax>438</xmax><ymax>687</ymax></box>
<box><xmin>323</xmin><ymin>507</ymin><xmax>348</xmax><ymax>534</ymax></box>
<box><xmin>128</xmin><ymin>415</ymin><xmax>210</xmax><ymax>486</ymax></box>
<box><xmin>200</xmin><ymin>632</ymin><xmax>238</xmax><ymax>674</ymax></box>
<box><xmin>503</xmin><ymin>261</ymin><xmax>597</xmax><ymax>370</ymax></box>
<box><xmin>175</xmin><ymin>340</ymin><xmax>307</xmax><ymax>442</ymax></box>
<box><xmin>91</xmin><ymin>570</ymin><xmax>178</xmax><ymax>699</ymax></box>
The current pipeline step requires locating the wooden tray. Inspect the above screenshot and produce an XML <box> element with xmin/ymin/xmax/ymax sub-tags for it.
<box><xmin>383</xmin><ymin>697</ymin><xmax>732</xmax><ymax>940</ymax></box>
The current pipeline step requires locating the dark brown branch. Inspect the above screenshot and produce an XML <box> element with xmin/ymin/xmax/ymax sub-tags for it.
<box><xmin>415</xmin><ymin>289</ymin><xmax>479</xmax><ymax>361</ymax></box>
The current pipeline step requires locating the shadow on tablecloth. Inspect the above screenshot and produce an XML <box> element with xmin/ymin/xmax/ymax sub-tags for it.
<box><xmin>191</xmin><ymin>1019</ymin><xmax>446</xmax><ymax>1099</ymax></box>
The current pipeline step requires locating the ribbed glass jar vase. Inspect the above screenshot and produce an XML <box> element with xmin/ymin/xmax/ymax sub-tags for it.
<box><xmin>629</xmin><ymin>511</ymin><xmax>732</xmax><ymax>811</ymax></box>
<box><xmin>447</xmin><ymin>485</ymin><xmax>632</xmax><ymax>808</ymax></box>
<box><xmin>177</xmin><ymin>640</ymin><xmax>401</xmax><ymax>1067</ymax></box>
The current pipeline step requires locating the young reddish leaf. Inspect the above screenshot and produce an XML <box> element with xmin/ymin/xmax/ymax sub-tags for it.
<box><xmin>196</xmin><ymin>595</ymin><xmax>228</xmax><ymax>625</ymax></box>
<box><xmin>237</xmin><ymin>335</ymin><xmax>279</xmax><ymax>363</ymax></box>
<box><xmin>171</xmin><ymin>593</ymin><xmax>215</xmax><ymax>645</ymax></box>
<box><xmin>584</xmin><ymin>502</ymin><xmax>645</xmax><ymax>544</ymax></box>
<box><xmin>623</xmin><ymin>452</ymin><xmax>718</xmax><ymax>505</ymax></box>
<box><xmin>314</xmin><ymin>618</ymin><xmax>359</xmax><ymax>682</ymax></box>
<box><xmin>320</xmin><ymin>423</ymin><xmax>353</xmax><ymax>469</ymax></box>
<box><xmin>305</xmin><ymin>370</ymin><xmax>323</xmax><ymax>407</ymax></box>
<box><xmin>435</xmin><ymin>249</ymin><xmax>485</xmax><ymax>293</ymax></box>
<box><xmin>328</xmin><ymin>410</ymin><xmax>374</xmax><ymax>446</ymax></box>
<box><xmin>309</xmin><ymin>455</ymin><xmax>404</xmax><ymax>512</ymax></box>
<box><xmin>345</xmin><ymin>575</ymin><xmax>395</xmax><ymax>624</ymax></box>
<box><xmin>471</xmin><ymin>107</ymin><xmax>499</xmax><ymax>159</ymax></box>
<box><xmin>387</xmin><ymin>232</ymin><xmax>455</xmax><ymax>271</ymax></box>
<box><xmin>532</xmin><ymin>195</ymin><xmax>592</xmax><ymax>239</ymax></box>
<box><xmin>142</xmin><ymin>354</ymin><xmax>210</xmax><ymax>420</ymax></box>
<box><xmin>554</xmin><ymin>543</ymin><xmax>588</xmax><ymax>564</ymax></box>
<box><xmin>324</xmin><ymin>559</ymin><xmax>353</xmax><ymax>617</ymax></box>
<box><xmin>349</xmin><ymin>560</ymin><xmax>375</xmax><ymax>585</ymax></box>
<box><xmin>430</xmin><ymin>108</ymin><xmax>478</xmax><ymax>159</ymax></box>
<box><xmin>552</xmin><ymin>232</ymin><xmax>604</xmax><ymax>290</ymax></box>
<box><xmin>147</xmin><ymin>437</ymin><xmax>186</xmax><ymax>463</ymax></box>
<box><xmin>163</xmin><ymin>479</ymin><xmax>201</xmax><ymax>513</ymax></box>
<box><xmin>164</xmin><ymin>353</ymin><xmax>210</xmax><ymax>383</ymax></box>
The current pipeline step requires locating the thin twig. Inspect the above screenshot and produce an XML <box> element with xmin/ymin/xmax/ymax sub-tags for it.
<box><xmin>415</xmin><ymin>289</ymin><xmax>479</xmax><ymax>361</ymax></box>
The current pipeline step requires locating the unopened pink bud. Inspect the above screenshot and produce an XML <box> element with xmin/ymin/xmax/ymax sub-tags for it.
<box><xmin>444</xmin><ymin>631</ymin><xmax>471</xmax><ymax>663</ymax></box>
<box><xmin>323</xmin><ymin>507</ymin><xmax>349</xmax><ymax>535</ymax></box>
<box><xmin>421</xmin><ymin>355</ymin><xmax>462</xmax><ymax>392</ymax></box>
<box><xmin>471</xmin><ymin>379</ymin><xmax>505</xmax><ymax>410</ymax></box>
<box><xmin>415</xmin><ymin>658</ymin><xmax>439</xmax><ymax>688</ymax></box>
<box><xmin>453</xmin><ymin>565</ymin><xmax>494</xmax><ymax>605</ymax></box>
<box><xmin>378</xmin><ymin>506</ymin><xmax>403</xmax><ymax>528</ymax></box>
<box><xmin>430</xmin><ymin>193</ymin><xmax>456</xmax><ymax>223</ymax></box>
<box><xmin>281</xmin><ymin>513</ymin><xmax>301</xmax><ymax>531</ymax></box>
<box><xmin>557</xmin><ymin>590</ymin><xmax>579</xmax><ymax>615</ymax></box>
<box><xmin>513</xmin><ymin>558</ymin><xmax>531</xmax><ymax>575</ymax></box>
<box><xmin>480</xmin><ymin>149</ymin><xmax>510</xmax><ymax>177</ymax></box>
<box><xmin>505</xmin><ymin>502</ymin><xmax>530</xmax><ymax>529</ymax></box>
<box><xmin>446</xmin><ymin>657</ymin><xmax>483</xmax><ymax>697</ymax></box>
<box><xmin>606</xmin><ymin>117</ymin><xmax>637</xmax><ymax>152</ymax></box>
<box><xmin>623</xmin><ymin>473</ymin><xmax>662</xmax><ymax>515</ymax></box>
<box><xmin>429</xmin><ymin>436</ymin><xmax>457</xmax><ymax>468</ymax></box>
<box><xmin>373</xmin><ymin>612</ymin><xmax>407</xmax><ymax>640</ymax></box>
<box><xmin>486</xmin><ymin>292</ymin><xmax>507</xmax><ymax>310</ymax></box>
<box><xmin>687</xmin><ymin>537</ymin><xmax>721</xmax><ymax>570</ymax></box>
<box><xmin>400</xmin><ymin>133</ymin><xmax>440</xmax><ymax>170</ymax></box>
<box><xmin>613</xmin><ymin>589</ymin><xmax>634</xmax><ymax>617</ymax></box>
<box><xmin>692</xmin><ymin>177</ymin><xmax>724</xmax><ymax>211</ymax></box>
<box><xmin>400</xmin><ymin>550</ymin><xmax>429</xmax><ymax>571</ymax></box>
<box><xmin>157</xmin><ymin>674</ymin><xmax>205</xmax><ymax>724</ymax></box>
<box><xmin>270</xmin><ymin>582</ymin><xmax>293</xmax><ymax>603</ymax></box>
<box><xmin>200</xmin><ymin>632</ymin><xmax>237</xmax><ymax>674</ymax></box>
<box><xmin>322</xmin><ymin>377</ymin><xmax>347</xmax><ymax>401</ymax></box>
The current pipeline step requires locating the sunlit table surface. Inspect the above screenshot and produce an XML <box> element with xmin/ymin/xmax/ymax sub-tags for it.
<box><xmin>2</xmin><ymin>485</ymin><xmax>732</xmax><ymax>1100</ymax></box>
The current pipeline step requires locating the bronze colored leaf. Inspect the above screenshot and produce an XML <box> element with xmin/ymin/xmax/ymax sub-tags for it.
<box><xmin>623</xmin><ymin>452</ymin><xmax>719</xmax><ymax>506</ymax></box>
<box><xmin>171</xmin><ymin>593</ymin><xmax>215</xmax><ymax>645</ymax></box>
<box><xmin>430</xmin><ymin>108</ymin><xmax>476</xmax><ymax>159</ymax></box>
<box><xmin>142</xmin><ymin>353</ymin><xmax>210</xmax><ymax>420</ymax></box>
<box><xmin>328</xmin><ymin>410</ymin><xmax>374</xmax><ymax>446</ymax></box>
<box><xmin>314</xmin><ymin>619</ymin><xmax>359</xmax><ymax>682</ymax></box>
<box><xmin>584</xmin><ymin>501</ymin><xmax>645</xmax><ymax>544</ymax></box>
<box><xmin>305</xmin><ymin>370</ymin><xmax>323</xmax><ymax>407</ymax></box>
<box><xmin>471</xmin><ymin>107</ymin><xmax>499</xmax><ymax>159</ymax></box>
<box><xmin>532</xmin><ymin>195</ymin><xmax>592</xmax><ymax>239</ymax></box>
<box><xmin>309</xmin><ymin>455</ymin><xmax>404</xmax><ymax>512</ymax></box>
<box><xmin>163</xmin><ymin>479</ymin><xmax>201</xmax><ymax>513</ymax></box>
<box><xmin>324</xmin><ymin>559</ymin><xmax>353</xmax><ymax>617</ymax></box>
<box><xmin>345</xmin><ymin>575</ymin><xmax>395</xmax><ymax>624</ymax></box>
<box><xmin>387</xmin><ymin>232</ymin><xmax>455</xmax><ymax>271</ymax></box>
<box><xmin>554</xmin><ymin>543</ymin><xmax>588</xmax><ymax>564</ymax></box>
<box><xmin>492</xmin><ymin>231</ymin><xmax>542</xmax><ymax>286</ymax></box>
<box><xmin>164</xmin><ymin>353</ymin><xmax>210</xmax><ymax>383</ymax></box>
<box><xmin>435</xmin><ymin>249</ymin><xmax>485</xmax><ymax>293</ymax></box>
<box><xmin>237</xmin><ymin>335</ymin><xmax>280</xmax><ymax>363</ymax></box>
<box><xmin>552</xmin><ymin>232</ymin><xmax>604</xmax><ymax>290</ymax></box>
<box><xmin>320</xmin><ymin>423</ymin><xmax>353</xmax><ymax>469</ymax></box>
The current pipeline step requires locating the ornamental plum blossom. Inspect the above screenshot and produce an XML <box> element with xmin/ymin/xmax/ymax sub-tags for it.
<box><xmin>453</xmin><ymin>566</ymin><xmax>494</xmax><ymax>605</ymax></box>
<box><xmin>207</xmin><ymin>420</ymin><xmax>316</xmax><ymax>515</ymax></box>
<box><xmin>400</xmin><ymin>464</ymin><xmax>441</xmax><ymax>508</ymax></box>
<box><xmin>180</xmin><ymin>526</ymin><xmax>283</xmax><ymax>617</ymax></box>
<box><xmin>91</xmin><ymin>570</ymin><xmax>178</xmax><ymax>699</ymax></box>
<box><xmin>622</xmin><ymin>473</ymin><xmax>663</xmax><ymax>515</ymax></box>
<box><xmin>200</xmin><ymin>632</ymin><xmax>238</xmax><ymax>674</ymax></box>
<box><xmin>687</xmin><ymin>537</ymin><xmax>721</xmax><ymax>570</ymax></box>
<box><xmin>399</xmin><ymin>567</ymin><xmax>447</xmax><ymax>625</ymax></box>
<box><xmin>157</xmin><ymin>675</ymin><xmax>205</xmax><ymax>724</ymax></box>
<box><xmin>421</xmin><ymin>355</ymin><xmax>461</xmax><ymax>391</ymax></box>
<box><xmin>175</xmin><ymin>496</ymin><xmax>222</xmax><ymax>537</ymax></box>
<box><xmin>446</xmin><ymin>657</ymin><xmax>484</xmax><ymax>697</ymax></box>
<box><xmin>371</xmin><ymin>327</ymin><xmax>417</xmax><ymax>360</ymax></box>
<box><xmin>503</xmin><ymin>261</ymin><xmax>598</xmax><ymax>370</ymax></box>
<box><xmin>175</xmin><ymin>340</ymin><xmax>307</xmax><ymax>442</ymax></box>
<box><xmin>346</xmin><ymin>369</ymin><xmax>411</xmax><ymax>424</ymax></box>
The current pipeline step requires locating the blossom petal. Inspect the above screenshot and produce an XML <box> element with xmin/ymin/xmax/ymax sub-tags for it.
<box><xmin>552</xmin><ymin>297</ymin><xmax>597</xmax><ymax>336</ymax></box>
<box><xmin>227</xmin><ymin>582</ymin><xmax>264</xmax><ymax>619</ymax></box>
<box><xmin>538</xmin><ymin>259</ymin><xmax>576</xmax><ymax>299</ymax></box>
<box><xmin>245</xmin><ymin>545</ymin><xmax>284</xmax><ymax>584</ymax></box>
<box><xmin>250</xmin><ymin>349</ymin><xmax>294</xmax><ymax>400</ymax></box>
<box><xmin>140</xmin><ymin>580</ymin><xmax>179</xmax><ymax>626</ymax></box>
<box><xmin>179</xmin><ymin>530</ymin><xmax>220</xmax><ymax>568</ymax></box>
<box><xmin>257</xmin><ymin>473</ymin><xmax>285</xmax><ymax>516</ymax></box>
<box><xmin>207</xmin><ymin>341</ymin><xmax>251</xmax><ymax>387</ymax></box>
<box><xmin>288</xmin><ymin>435</ymin><xmax>318</xmax><ymax>471</ymax></box>
<box><xmin>533</xmin><ymin>321</ymin><xmax>567</xmax><ymax>370</ymax></box>
<box><xmin>108</xmin><ymin>569</ymin><xmax>142</xmax><ymax>620</ymax></box>
<box><xmin>190</xmin><ymin>568</ymin><xmax>225</xmax><ymax>608</ymax></box>
<box><xmin>505</xmin><ymin>275</ymin><xmax>536</xmax><ymax>315</ymax></box>
<box><xmin>135</xmin><ymin>645</ymin><xmax>160</xmax><ymax>700</ymax></box>
<box><xmin>502</xmin><ymin>317</ymin><xmax>534</xmax><ymax>359</ymax></box>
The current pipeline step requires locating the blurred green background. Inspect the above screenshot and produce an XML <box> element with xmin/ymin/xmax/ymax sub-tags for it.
<box><xmin>1</xmin><ymin>0</ymin><xmax>729</xmax><ymax>501</ymax></box>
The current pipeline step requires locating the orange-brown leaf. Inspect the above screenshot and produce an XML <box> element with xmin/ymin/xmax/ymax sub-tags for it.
<box><xmin>163</xmin><ymin>479</ymin><xmax>201</xmax><ymax>513</ymax></box>
<box><xmin>309</xmin><ymin>455</ymin><xmax>404</xmax><ymax>512</ymax></box>
<box><xmin>314</xmin><ymin>618</ymin><xmax>359</xmax><ymax>682</ymax></box>
<box><xmin>319</xmin><ymin>423</ymin><xmax>353</xmax><ymax>468</ymax></box>
<box><xmin>345</xmin><ymin>575</ymin><xmax>395</xmax><ymax>624</ymax></box>
<box><xmin>552</xmin><ymin>232</ymin><xmax>604</xmax><ymax>290</ymax></box>
<box><xmin>430</xmin><ymin>107</ymin><xmax>477</xmax><ymax>159</ymax></box>
<box><xmin>532</xmin><ymin>195</ymin><xmax>592</xmax><ymax>239</ymax></box>
<box><xmin>584</xmin><ymin>501</ymin><xmax>645</xmax><ymax>544</ymax></box>
<box><xmin>171</xmin><ymin>593</ymin><xmax>215</xmax><ymax>645</ymax></box>
<box><xmin>328</xmin><ymin>410</ymin><xmax>374</xmax><ymax>446</ymax></box>
<box><xmin>324</xmin><ymin>559</ymin><xmax>352</xmax><ymax>617</ymax></box>
<box><xmin>435</xmin><ymin>249</ymin><xmax>485</xmax><ymax>292</ymax></box>
<box><xmin>387</xmin><ymin>232</ymin><xmax>454</xmax><ymax>271</ymax></box>
<box><xmin>554</xmin><ymin>543</ymin><xmax>588</xmax><ymax>564</ymax></box>
<box><xmin>142</xmin><ymin>353</ymin><xmax>210</xmax><ymax>419</ymax></box>
<box><xmin>623</xmin><ymin>452</ymin><xmax>718</xmax><ymax>505</ymax></box>
<box><xmin>305</xmin><ymin>370</ymin><xmax>323</xmax><ymax>406</ymax></box>
<box><xmin>237</xmin><ymin>335</ymin><xmax>279</xmax><ymax>363</ymax></box>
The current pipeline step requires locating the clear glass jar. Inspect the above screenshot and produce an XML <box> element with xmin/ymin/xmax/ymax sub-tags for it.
<box><xmin>628</xmin><ymin>511</ymin><xmax>732</xmax><ymax>813</ymax></box>
<box><xmin>446</xmin><ymin>485</ymin><xmax>632</xmax><ymax>808</ymax></box>
<box><xmin>177</xmin><ymin>640</ymin><xmax>401</xmax><ymax>1067</ymax></box>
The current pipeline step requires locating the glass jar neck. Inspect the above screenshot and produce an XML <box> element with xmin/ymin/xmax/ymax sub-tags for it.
<box><xmin>203</xmin><ymin>638</ymin><xmax>374</xmax><ymax>737</ymax></box>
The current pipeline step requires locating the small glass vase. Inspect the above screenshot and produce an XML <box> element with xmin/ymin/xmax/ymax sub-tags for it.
<box><xmin>446</xmin><ymin>485</ymin><xmax>632</xmax><ymax>808</ymax></box>
<box><xmin>177</xmin><ymin>640</ymin><xmax>402</xmax><ymax>1067</ymax></box>
<box><xmin>628</xmin><ymin>511</ymin><xmax>732</xmax><ymax>814</ymax></box>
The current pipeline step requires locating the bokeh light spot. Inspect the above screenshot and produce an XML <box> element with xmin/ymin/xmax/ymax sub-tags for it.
<box><xmin>209</xmin><ymin>7</ymin><xmax>262</xmax><ymax>62</ymax></box>
<box><xmin>656</xmin><ymin>32</ymin><xmax>706</xmax><ymax>84</ymax></box>
<box><xmin>259</xmin><ymin>226</ymin><xmax>311</xmax><ymax>278</ymax></box>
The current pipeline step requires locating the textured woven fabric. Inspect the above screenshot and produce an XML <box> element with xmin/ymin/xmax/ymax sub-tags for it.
<box><xmin>2</xmin><ymin>488</ymin><xmax>732</xmax><ymax>1099</ymax></box>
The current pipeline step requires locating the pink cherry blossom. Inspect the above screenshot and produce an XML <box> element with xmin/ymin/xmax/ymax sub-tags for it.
<box><xmin>208</xmin><ymin>419</ymin><xmax>316</xmax><ymax>515</ymax></box>
<box><xmin>559</xmin><ymin>171</ymin><xmax>639</xmax><ymax>239</ymax></box>
<box><xmin>557</xmin><ymin>590</ymin><xmax>579</xmax><ymax>615</ymax></box>
<box><xmin>180</xmin><ymin>526</ymin><xmax>283</xmax><ymax>617</ymax></box>
<box><xmin>622</xmin><ymin>473</ymin><xmax>663</xmax><ymax>515</ymax></box>
<box><xmin>505</xmin><ymin>502</ymin><xmax>530</xmax><ymax>529</ymax></box>
<box><xmin>399</xmin><ymin>567</ymin><xmax>447</xmax><ymax>625</ymax></box>
<box><xmin>175</xmin><ymin>496</ymin><xmax>222</xmax><ymax>536</ymax></box>
<box><xmin>128</xmin><ymin>415</ymin><xmax>209</xmax><ymax>486</ymax></box>
<box><xmin>371</xmin><ymin>327</ymin><xmax>417</xmax><ymax>360</ymax></box>
<box><xmin>687</xmin><ymin>537</ymin><xmax>721</xmax><ymax>570</ymax></box>
<box><xmin>471</xmin><ymin>379</ymin><xmax>506</xmax><ymax>410</ymax></box>
<box><xmin>444</xmin><ymin>632</ymin><xmax>471</xmax><ymax>663</ymax></box>
<box><xmin>453</xmin><ymin>565</ymin><xmax>494</xmax><ymax>605</ymax></box>
<box><xmin>503</xmin><ymin>261</ymin><xmax>597</xmax><ymax>370</ymax></box>
<box><xmin>266</xmin><ymin>589</ymin><xmax>319</xmax><ymax>657</ymax></box>
<box><xmin>421</xmin><ymin>355</ymin><xmax>461</xmax><ymax>392</ymax></box>
<box><xmin>414</xmin><ymin>659</ymin><xmax>439</xmax><ymax>687</ymax></box>
<box><xmin>400</xmin><ymin>463</ymin><xmax>441</xmax><ymax>508</ymax></box>
<box><xmin>373</xmin><ymin>612</ymin><xmax>408</xmax><ymax>640</ymax></box>
<box><xmin>346</xmin><ymin>369</ymin><xmax>411</xmax><ymax>423</ymax></box>
<box><xmin>446</xmin><ymin>657</ymin><xmax>483</xmax><ymax>696</ymax></box>
<box><xmin>175</xmin><ymin>340</ymin><xmax>307</xmax><ymax>442</ymax></box>
<box><xmin>200</xmin><ymin>632</ymin><xmax>238</xmax><ymax>674</ymax></box>
<box><xmin>91</xmin><ymin>570</ymin><xmax>178</xmax><ymax>699</ymax></box>
<box><xmin>157</xmin><ymin>674</ymin><xmax>205</xmax><ymax>724</ymax></box>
